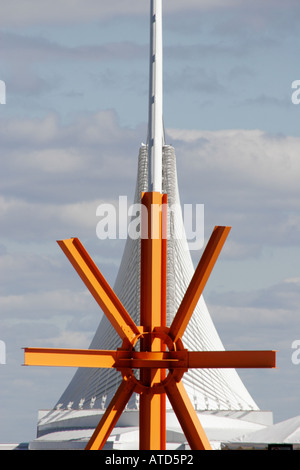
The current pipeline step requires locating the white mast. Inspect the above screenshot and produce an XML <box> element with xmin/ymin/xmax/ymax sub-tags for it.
<box><xmin>148</xmin><ymin>0</ymin><xmax>163</xmax><ymax>193</ymax></box>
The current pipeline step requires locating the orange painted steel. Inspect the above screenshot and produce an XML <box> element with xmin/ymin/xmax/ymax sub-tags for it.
<box><xmin>139</xmin><ymin>191</ymin><xmax>166</xmax><ymax>450</ymax></box>
<box><xmin>85</xmin><ymin>378</ymin><xmax>136</xmax><ymax>450</ymax></box>
<box><xmin>165</xmin><ymin>378</ymin><xmax>212</xmax><ymax>450</ymax></box>
<box><xmin>187</xmin><ymin>350</ymin><xmax>276</xmax><ymax>369</ymax></box>
<box><xmin>24</xmin><ymin>347</ymin><xmax>118</xmax><ymax>368</ymax></box>
<box><xmin>57</xmin><ymin>237</ymin><xmax>140</xmax><ymax>345</ymax></box>
<box><xmin>24</xmin><ymin>347</ymin><xmax>276</xmax><ymax>370</ymax></box>
<box><xmin>24</xmin><ymin>192</ymin><xmax>277</xmax><ymax>451</ymax></box>
<box><xmin>160</xmin><ymin>193</ymin><xmax>168</xmax><ymax>450</ymax></box>
<box><xmin>169</xmin><ymin>226</ymin><xmax>231</xmax><ymax>343</ymax></box>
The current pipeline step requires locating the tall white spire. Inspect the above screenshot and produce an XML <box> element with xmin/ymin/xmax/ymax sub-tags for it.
<box><xmin>148</xmin><ymin>0</ymin><xmax>163</xmax><ymax>192</ymax></box>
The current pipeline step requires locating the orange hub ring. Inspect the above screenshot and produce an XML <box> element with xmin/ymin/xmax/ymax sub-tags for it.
<box><xmin>118</xmin><ymin>327</ymin><xmax>186</xmax><ymax>395</ymax></box>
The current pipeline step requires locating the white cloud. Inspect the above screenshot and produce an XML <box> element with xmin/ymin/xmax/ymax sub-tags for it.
<box><xmin>0</xmin><ymin>196</ymin><xmax>115</xmax><ymax>242</ymax></box>
<box><xmin>167</xmin><ymin>128</ymin><xmax>300</xmax><ymax>252</ymax></box>
<box><xmin>208</xmin><ymin>276</ymin><xmax>300</xmax><ymax>328</ymax></box>
<box><xmin>167</xmin><ymin>128</ymin><xmax>300</xmax><ymax>192</ymax></box>
<box><xmin>0</xmin><ymin>288</ymin><xmax>95</xmax><ymax>320</ymax></box>
<box><xmin>0</xmin><ymin>110</ymin><xmax>135</xmax><ymax>148</ymax></box>
<box><xmin>39</xmin><ymin>330</ymin><xmax>94</xmax><ymax>349</ymax></box>
<box><xmin>0</xmin><ymin>111</ymin><xmax>139</xmax><ymax>206</ymax></box>
<box><xmin>1</xmin><ymin>111</ymin><xmax>299</xmax><ymax>254</ymax></box>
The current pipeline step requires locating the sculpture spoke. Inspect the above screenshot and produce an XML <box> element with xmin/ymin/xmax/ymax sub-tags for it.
<box><xmin>57</xmin><ymin>237</ymin><xmax>140</xmax><ymax>344</ymax></box>
<box><xmin>85</xmin><ymin>378</ymin><xmax>136</xmax><ymax>450</ymax></box>
<box><xmin>24</xmin><ymin>347</ymin><xmax>119</xmax><ymax>369</ymax></box>
<box><xmin>169</xmin><ymin>226</ymin><xmax>231</xmax><ymax>343</ymax></box>
<box><xmin>165</xmin><ymin>378</ymin><xmax>212</xmax><ymax>450</ymax></box>
<box><xmin>187</xmin><ymin>350</ymin><xmax>276</xmax><ymax>369</ymax></box>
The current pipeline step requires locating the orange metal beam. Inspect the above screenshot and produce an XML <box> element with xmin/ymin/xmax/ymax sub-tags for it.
<box><xmin>57</xmin><ymin>237</ymin><xmax>140</xmax><ymax>344</ymax></box>
<box><xmin>139</xmin><ymin>392</ymin><xmax>164</xmax><ymax>450</ymax></box>
<box><xmin>24</xmin><ymin>348</ymin><xmax>276</xmax><ymax>370</ymax></box>
<box><xmin>140</xmin><ymin>192</ymin><xmax>164</xmax><ymax>332</ymax></box>
<box><xmin>85</xmin><ymin>378</ymin><xmax>136</xmax><ymax>450</ymax></box>
<box><xmin>139</xmin><ymin>192</ymin><xmax>165</xmax><ymax>450</ymax></box>
<box><xmin>169</xmin><ymin>226</ymin><xmax>231</xmax><ymax>343</ymax></box>
<box><xmin>188</xmin><ymin>350</ymin><xmax>277</xmax><ymax>369</ymax></box>
<box><xmin>116</xmin><ymin>351</ymin><xmax>186</xmax><ymax>369</ymax></box>
<box><xmin>118</xmin><ymin>349</ymin><xmax>276</xmax><ymax>369</ymax></box>
<box><xmin>24</xmin><ymin>347</ymin><xmax>118</xmax><ymax>368</ymax></box>
<box><xmin>160</xmin><ymin>193</ymin><xmax>168</xmax><ymax>450</ymax></box>
<box><xmin>161</xmin><ymin>193</ymin><xmax>168</xmax><ymax>330</ymax></box>
<box><xmin>165</xmin><ymin>378</ymin><xmax>212</xmax><ymax>450</ymax></box>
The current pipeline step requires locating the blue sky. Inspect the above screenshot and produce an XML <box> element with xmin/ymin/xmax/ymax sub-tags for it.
<box><xmin>0</xmin><ymin>0</ymin><xmax>300</xmax><ymax>444</ymax></box>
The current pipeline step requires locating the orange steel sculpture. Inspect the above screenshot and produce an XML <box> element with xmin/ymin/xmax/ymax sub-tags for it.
<box><xmin>24</xmin><ymin>192</ymin><xmax>276</xmax><ymax>450</ymax></box>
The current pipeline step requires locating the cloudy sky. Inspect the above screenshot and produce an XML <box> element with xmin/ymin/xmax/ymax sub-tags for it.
<box><xmin>0</xmin><ymin>0</ymin><xmax>300</xmax><ymax>444</ymax></box>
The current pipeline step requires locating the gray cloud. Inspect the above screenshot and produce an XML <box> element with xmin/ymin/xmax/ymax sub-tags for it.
<box><xmin>209</xmin><ymin>278</ymin><xmax>300</xmax><ymax>314</ymax></box>
<box><xmin>0</xmin><ymin>0</ymin><xmax>298</xmax><ymax>28</ymax></box>
<box><xmin>0</xmin><ymin>30</ymin><xmax>147</xmax><ymax>99</ymax></box>
<box><xmin>167</xmin><ymin>128</ymin><xmax>300</xmax><ymax>254</ymax></box>
<box><xmin>0</xmin><ymin>110</ymin><xmax>140</xmax><ymax>204</ymax></box>
<box><xmin>165</xmin><ymin>66</ymin><xmax>225</xmax><ymax>94</ymax></box>
<box><xmin>1</xmin><ymin>112</ymin><xmax>299</xmax><ymax>253</ymax></box>
<box><xmin>205</xmin><ymin>277</ymin><xmax>300</xmax><ymax>421</ymax></box>
<box><xmin>0</xmin><ymin>31</ymin><xmax>146</xmax><ymax>62</ymax></box>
